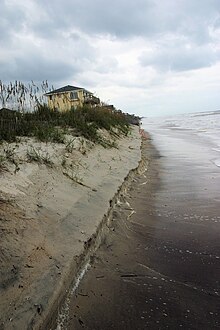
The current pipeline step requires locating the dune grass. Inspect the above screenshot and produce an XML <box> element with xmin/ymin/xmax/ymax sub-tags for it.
<box><xmin>0</xmin><ymin>104</ymin><xmax>138</xmax><ymax>146</ymax></box>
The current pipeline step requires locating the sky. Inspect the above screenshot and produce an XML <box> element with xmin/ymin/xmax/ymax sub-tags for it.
<box><xmin>1</xmin><ymin>0</ymin><xmax>220</xmax><ymax>117</ymax></box>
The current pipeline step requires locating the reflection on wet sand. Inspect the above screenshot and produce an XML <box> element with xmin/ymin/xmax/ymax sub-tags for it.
<box><xmin>63</xmin><ymin>124</ymin><xmax>219</xmax><ymax>330</ymax></box>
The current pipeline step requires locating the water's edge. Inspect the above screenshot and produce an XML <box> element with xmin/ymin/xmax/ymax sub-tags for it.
<box><xmin>37</xmin><ymin>137</ymin><xmax>149</xmax><ymax>330</ymax></box>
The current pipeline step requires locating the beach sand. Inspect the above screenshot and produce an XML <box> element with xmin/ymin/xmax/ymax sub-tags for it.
<box><xmin>64</xmin><ymin>131</ymin><xmax>220</xmax><ymax>330</ymax></box>
<box><xmin>0</xmin><ymin>126</ymin><xmax>142</xmax><ymax>329</ymax></box>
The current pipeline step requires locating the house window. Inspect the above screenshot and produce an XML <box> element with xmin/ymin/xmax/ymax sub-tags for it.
<box><xmin>49</xmin><ymin>95</ymin><xmax>55</xmax><ymax>100</ymax></box>
<box><xmin>70</xmin><ymin>91</ymin><xmax>78</xmax><ymax>100</ymax></box>
<box><xmin>84</xmin><ymin>91</ymin><xmax>91</xmax><ymax>97</ymax></box>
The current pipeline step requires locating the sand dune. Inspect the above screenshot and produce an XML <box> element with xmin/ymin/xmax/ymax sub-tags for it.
<box><xmin>0</xmin><ymin>126</ymin><xmax>141</xmax><ymax>329</ymax></box>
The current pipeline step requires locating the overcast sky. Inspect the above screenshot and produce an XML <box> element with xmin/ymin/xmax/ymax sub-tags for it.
<box><xmin>1</xmin><ymin>0</ymin><xmax>220</xmax><ymax>117</ymax></box>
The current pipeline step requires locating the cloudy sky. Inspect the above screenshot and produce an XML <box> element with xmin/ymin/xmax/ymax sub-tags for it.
<box><xmin>1</xmin><ymin>0</ymin><xmax>220</xmax><ymax>117</ymax></box>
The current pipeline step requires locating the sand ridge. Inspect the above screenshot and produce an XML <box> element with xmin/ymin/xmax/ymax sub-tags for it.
<box><xmin>0</xmin><ymin>126</ymin><xmax>141</xmax><ymax>329</ymax></box>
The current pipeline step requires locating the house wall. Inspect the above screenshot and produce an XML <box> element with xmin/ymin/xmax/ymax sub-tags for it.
<box><xmin>47</xmin><ymin>90</ymin><xmax>85</xmax><ymax>112</ymax></box>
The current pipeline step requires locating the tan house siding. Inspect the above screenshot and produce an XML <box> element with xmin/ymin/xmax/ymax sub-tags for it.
<box><xmin>45</xmin><ymin>85</ymin><xmax>99</xmax><ymax>112</ymax></box>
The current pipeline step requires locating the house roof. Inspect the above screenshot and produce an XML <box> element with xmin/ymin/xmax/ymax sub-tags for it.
<box><xmin>45</xmin><ymin>85</ymin><xmax>91</xmax><ymax>96</ymax></box>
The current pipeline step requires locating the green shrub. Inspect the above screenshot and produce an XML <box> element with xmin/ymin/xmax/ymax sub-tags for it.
<box><xmin>34</xmin><ymin>125</ymin><xmax>65</xmax><ymax>143</ymax></box>
<box><xmin>0</xmin><ymin>103</ymin><xmax>133</xmax><ymax>146</ymax></box>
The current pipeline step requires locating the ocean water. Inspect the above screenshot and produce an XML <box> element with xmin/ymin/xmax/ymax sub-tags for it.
<box><xmin>141</xmin><ymin>110</ymin><xmax>220</xmax><ymax>168</ymax></box>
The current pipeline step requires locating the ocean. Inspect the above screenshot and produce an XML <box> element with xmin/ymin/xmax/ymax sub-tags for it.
<box><xmin>141</xmin><ymin>110</ymin><xmax>220</xmax><ymax>168</ymax></box>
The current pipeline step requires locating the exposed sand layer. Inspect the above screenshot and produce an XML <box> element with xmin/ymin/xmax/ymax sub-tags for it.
<box><xmin>0</xmin><ymin>127</ymin><xmax>141</xmax><ymax>329</ymax></box>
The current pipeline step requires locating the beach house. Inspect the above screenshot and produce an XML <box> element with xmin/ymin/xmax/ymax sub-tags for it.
<box><xmin>45</xmin><ymin>85</ymin><xmax>100</xmax><ymax>112</ymax></box>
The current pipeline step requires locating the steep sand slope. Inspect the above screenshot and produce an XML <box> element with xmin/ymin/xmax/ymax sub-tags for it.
<box><xmin>0</xmin><ymin>126</ymin><xmax>141</xmax><ymax>329</ymax></box>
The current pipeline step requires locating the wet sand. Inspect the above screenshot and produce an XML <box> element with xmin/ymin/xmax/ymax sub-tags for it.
<box><xmin>63</xmin><ymin>131</ymin><xmax>220</xmax><ymax>329</ymax></box>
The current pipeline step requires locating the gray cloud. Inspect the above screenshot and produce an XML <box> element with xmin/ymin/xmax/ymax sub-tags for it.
<box><xmin>30</xmin><ymin>0</ymin><xmax>220</xmax><ymax>42</ymax></box>
<box><xmin>0</xmin><ymin>52</ymin><xmax>80</xmax><ymax>83</ymax></box>
<box><xmin>1</xmin><ymin>0</ymin><xmax>220</xmax><ymax>44</ymax></box>
<box><xmin>32</xmin><ymin>0</ymin><xmax>154</xmax><ymax>38</ymax></box>
<box><xmin>0</xmin><ymin>0</ymin><xmax>25</xmax><ymax>46</ymax></box>
<box><xmin>1</xmin><ymin>0</ymin><xmax>220</xmax><ymax>102</ymax></box>
<box><xmin>139</xmin><ymin>40</ymin><xmax>220</xmax><ymax>72</ymax></box>
<box><xmin>0</xmin><ymin>3</ymin><xmax>97</xmax><ymax>83</ymax></box>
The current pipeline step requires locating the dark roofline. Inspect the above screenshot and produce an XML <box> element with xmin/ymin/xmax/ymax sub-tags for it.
<box><xmin>45</xmin><ymin>85</ymin><xmax>91</xmax><ymax>96</ymax></box>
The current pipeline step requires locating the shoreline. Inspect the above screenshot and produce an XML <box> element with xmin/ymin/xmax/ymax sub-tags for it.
<box><xmin>45</xmin><ymin>136</ymin><xmax>148</xmax><ymax>330</ymax></box>
<box><xmin>61</xmin><ymin>135</ymin><xmax>155</xmax><ymax>330</ymax></box>
<box><xmin>53</xmin><ymin>135</ymin><xmax>149</xmax><ymax>330</ymax></box>
<box><xmin>0</xmin><ymin>126</ymin><xmax>144</xmax><ymax>329</ymax></box>
<box><xmin>62</xmin><ymin>128</ymin><xmax>220</xmax><ymax>330</ymax></box>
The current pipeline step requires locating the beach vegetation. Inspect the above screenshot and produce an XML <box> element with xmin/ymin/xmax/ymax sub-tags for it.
<box><xmin>0</xmin><ymin>155</ymin><xmax>7</xmax><ymax>171</ymax></box>
<box><xmin>26</xmin><ymin>147</ymin><xmax>53</xmax><ymax>166</ymax></box>
<box><xmin>65</xmin><ymin>138</ymin><xmax>76</xmax><ymax>153</ymax></box>
<box><xmin>0</xmin><ymin>144</ymin><xmax>20</xmax><ymax>173</ymax></box>
<box><xmin>0</xmin><ymin>81</ymin><xmax>140</xmax><ymax>146</ymax></box>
